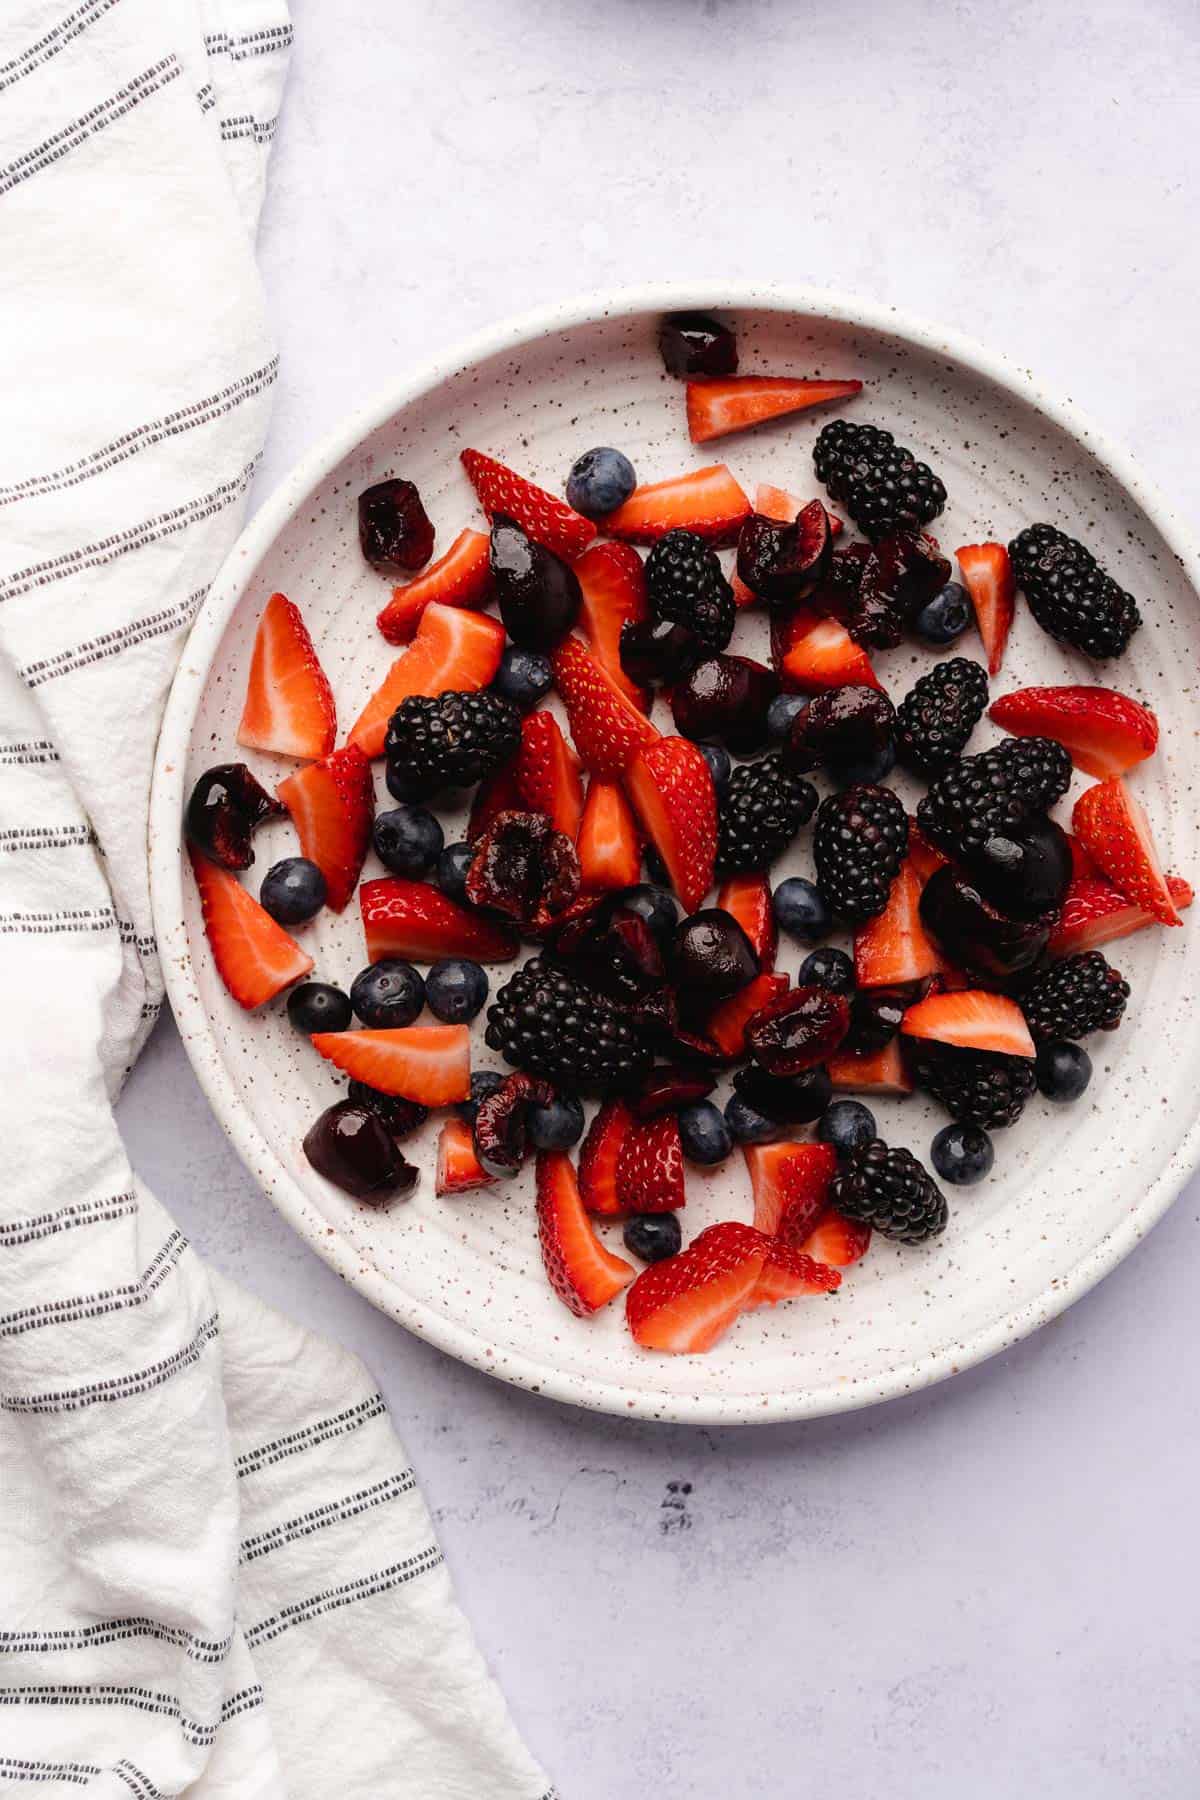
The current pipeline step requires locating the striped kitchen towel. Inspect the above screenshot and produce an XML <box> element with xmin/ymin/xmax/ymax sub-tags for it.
<box><xmin>0</xmin><ymin>3</ymin><xmax>553</xmax><ymax>1795</ymax></box>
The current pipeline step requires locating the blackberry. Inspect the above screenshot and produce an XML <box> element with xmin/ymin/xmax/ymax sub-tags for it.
<box><xmin>830</xmin><ymin>1138</ymin><xmax>948</xmax><ymax>1244</ymax></box>
<box><xmin>1019</xmin><ymin>952</ymin><xmax>1129</xmax><ymax>1041</ymax></box>
<box><xmin>1009</xmin><ymin>524</ymin><xmax>1141</xmax><ymax>659</ymax></box>
<box><xmin>812</xmin><ymin>783</ymin><xmax>908</xmax><ymax>924</ymax></box>
<box><xmin>644</xmin><ymin>529</ymin><xmax>735</xmax><ymax>652</ymax></box>
<box><xmin>485</xmin><ymin>956</ymin><xmax>652</xmax><ymax>1093</ymax></box>
<box><xmin>895</xmin><ymin>657</ymin><xmax>989</xmax><ymax>778</ymax></box>
<box><xmin>917</xmin><ymin>736</ymin><xmax>1072</xmax><ymax>860</ymax></box>
<box><xmin>384</xmin><ymin>691</ymin><xmax>521</xmax><ymax>800</ymax></box>
<box><xmin>813</xmin><ymin>420</ymin><xmax>947</xmax><ymax>540</ymax></box>
<box><xmin>906</xmin><ymin>1041</ymin><xmax>1037</xmax><ymax>1130</ymax></box>
<box><xmin>715</xmin><ymin>754</ymin><xmax>818</xmax><ymax>876</ymax></box>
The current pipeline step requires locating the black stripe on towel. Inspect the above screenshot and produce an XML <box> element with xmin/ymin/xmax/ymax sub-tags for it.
<box><xmin>245</xmin><ymin>1544</ymin><xmax>445</xmax><ymax>1647</ymax></box>
<box><xmin>1</xmin><ymin>1314</ymin><xmax>219</xmax><ymax>1414</ymax></box>
<box><xmin>0</xmin><ymin>59</ymin><xmax>181</xmax><ymax>199</ymax></box>
<box><xmin>235</xmin><ymin>1392</ymin><xmax>388</xmax><ymax>1476</ymax></box>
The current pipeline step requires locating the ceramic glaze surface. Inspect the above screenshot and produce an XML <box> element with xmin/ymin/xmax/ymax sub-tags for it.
<box><xmin>150</xmin><ymin>288</ymin><xmax>1200</xmax><ymax>1423</ymax></box>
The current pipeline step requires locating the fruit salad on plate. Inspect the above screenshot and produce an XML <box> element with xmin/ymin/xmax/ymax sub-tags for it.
<box><xmin>183</xmin><ymin>309</ymin><xmax>1186</xmax><ymax>1356</ymax></box>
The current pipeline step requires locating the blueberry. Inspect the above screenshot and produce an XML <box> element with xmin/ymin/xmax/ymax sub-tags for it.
<box><xmin>698</xmin><ymin>742</ymin><xmax>732</xmax><ymax>794</ymax></box>
<box><xmin>259</xmin><ymin>856</ymin><xmax>326</xmax><ymax>925</ymax></box>
<box><xmin>623</xmin><ymin>1212</ymin><xmax>682</xmax><ymax>1263</ymax></box>
<box><xmin>425</xmin><ymin>958</ymin><xmax>488</xmax><ymax>1023</ymax></box>
<box><xmin>798</xmin><ymin>946</ymin><xmax>856</xmax><ymax>996</ymax></box>
<box><xmin>528</xmin><ymin>1092</ymin><xmax>585</xmax><ymax>1150</ymax></box>
<box><xmin>565</xmin><ymin>447</ymin><xmax>637</xmax><ymax>521</ymax></box>
<box><xmin>724</xmin><ymin>1093</ymin><xmax>782</xmax><ymax>1144</ymax></box>
<box><xmin>287</xmin><ymin>981</ymin><xmax>352</xmax><ymax>1034</ymax></box>
<box><xmin>827</xmin><ymin>737</ymin><xmax>897</xmax><ymax>787</ymax></box>
<box><xmin>931</xmin><ymin>1122</ymin><xmax>994</xmax><ymax>1185</ymax></box>
<box><xmin>350</xmin><ymin>960</ymin><xmax>425</xmax><ymax>1028</ymax></box>
<box><xmin>914</xmin><ymin>581</ymin><xmax>973</xmax><ymax>646</ymax></box>
<box><xmin>772</xmin><ymin>876</ymin><xmax>832</xmax><ymax>944</ymax></box>
<box><xmin>615</xmin><ymin>883</ymin><xmax>679</xmax><ymax>949</ymax></box>
<box><xmin>766</xmin><ymin>692</ymin><xmax>809</xmax><ymax>746</ymax></box>
<box><xmin>1035</xmin><ymin>1039</ymin><xmax>1092</xmax><ymax>1103</ymax></box>
<box><xmin>494</xmin><ymin>645</ymin><xmax>553</xmax><ymax>712</ymax></box>
<box><xmin>386</xmin><ymin>760</ymin><xmax>430</xmax><ymax>804</ymax></box>
<box><xmin>818</xmin><ymin>1099</ymin><xmax>876</xmax><ymax>1155</ymax></box>
<box><xmin>436</xmin><ymin>841</ymin><xmax>474</xmax><ymax>903</ymax></box>
<box><xmin>372</xmin><ymin>804</ymin><xmax>443</xmax><ymax>877</ymax></box>
<box><xmin>458</xmin><ymin>1068</ymin><xmax>504</xmax><ymax>1124</ymax></box>
<box><xmin>678</xmin><ymin>1099</ymin><xmax>733</xmax><ymax>1165</ymax></box>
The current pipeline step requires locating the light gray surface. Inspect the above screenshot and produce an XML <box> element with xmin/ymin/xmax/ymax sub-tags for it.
<box><xmin>120</xmin><ymin>1</ymin><xmax>1200</xmax><ymax>1793</ymax></box>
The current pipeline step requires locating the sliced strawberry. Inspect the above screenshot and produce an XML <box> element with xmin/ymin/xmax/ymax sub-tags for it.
<box><xmin>602</xmin><ymin>464</ymin><xmax>751</xmax><ymax>547</ymax></box>
<box><xmin>707</xmin><ymin>971</ymin><xmax>789</xmax><ymax>1059</ymax></box>
<box><xmin>717</xmin><ymin>873</ymin><xmax>776</xmax><ymax>971</ymax></box>
<box><xmin>750</xmin><ymin>1238</ymin><xmax>841</xmax><ymax>1306</ymax></box>
<box><xmin>990</xmin><ymin>685</ymin><xmax>1158</xmax><ymax>779</ymax></box>
<box><xmin>616</xmin><ymin>1114</ymin><xmax>686</xmax><ymax>1214</ymax></box>
<box><xmin>902</xmin><ymin>989</ymin><xmax>1035</xmax><ymax>1058</ymax></box>
<box><xmin>907</xmin><ymin>820</ymin><xmax>949</xmax><ymax>884</ymax></box>
<box><xmin>276</xmin><ymin>743</ymin><xmax>373</xmax><ymax>913</ymax></box>
<box><xmin>189</xmin><ymin>847</ymin><xmax>312</xmax><ymax>1009</ymax></box>
<box><xmin>574</xmin><ymin>541</ymin><xmax>649</xmax><ymax>709</ymax></box>
<box><xmin>360</xmin><ymin>877</ymin><xmax>518</xmax><ymax>963</ymax></box>
<box><xmin>311</xmin><ymin>1025</ymin><xmax>470</xmax><ymax>1106</ymax></box>
<box><xmin>579</xmin><ymin>1099</ymin><xmax>636</xmax><ymax>1216</ymax></box>
<box><xmin>826</xmin><ymin>1041</ymin><xmax>914</xmax><ymax>1096</ymax></box>
<box><xmin>435</xmin><ymin>1118</ymin><xmax>494</xmax><ymax>1196</ymax></box>
<box><xmin>624</xmin><ymin>735</ymin><xmax>716</xmax><ymax>913</ymax></box>
<box><xmin>514</xmin><ymin>708</ymin><xmax>585</xmax><ymax>836</ymax></box>
<box><xmin>346</xmin><ymin>603</ymin><xmax>506</xmax><ymax>757</ymax></box>
<box><xmin>467</xmin><ymin>760</ymin><xmax>524</xmax><ymax>842</ymax></box>
<box><xmin>773</xmin><ymin>609</ymin><xmax>882</xmax><ymax>692</ymax></box>
<box><xmin>686</xmin><ymin>375</ymin><xmax>863</xmax><ymax>444</ymax></box>
<box><xmin>577</xmin><ymin>779</ymin><xmax>642</xmax><ymax>890</ymax></box>
<box><xmin>1049</xmin><ymin>873</ymin><xmax>1193</xmax><ymax>954</ymax></box>
<box><xmin>537</xmin><ymin>1149</ymin><xmax>635</xmax><ymax>1317</ymax></box>
<box><xmin>743</xmin><ymin>1140</ymin><xmax>837</xmax><ymax>1238</ymax></box>
<box><xmin>797</xmin><ymin>1207</ymin><xmax>872</xmax><ymax>1268</ymax></box>
<box><xmin>461</xmin><ymin>448</ymin><xmax>595</xmax><ymax>561</ymax></box>
<box><xmin>956</xmin><ymin>542</ymin><xmax>1015</xmax><ymax>677</ymax></box>
<box><xmin>1072</xmin><ymin>777</ymin><xmax>1181</xmax><ymax>926</ymax></box>
<box><xmin>237</xmin><ymin>591</ymin><xmax>336</xmax><ymax>760</ymax></box>
<box><xmin>376</xmin><ymin>528</ymin><xmax>492</xmax><ymax>644</ymax></box>
<box><xmin>550</xmin><ymin>636</ymin><xmax>659</xmax><ymax>780</ymax></box>
<box><xmin>853</xmin><ymin>860</ymin><xmax>939</xmax><ymax>987</ymax></box>
<box><xmin>626</xmin><ymin>1220</ymin><xmax>767</xmax><ymax>1354</ymax></box>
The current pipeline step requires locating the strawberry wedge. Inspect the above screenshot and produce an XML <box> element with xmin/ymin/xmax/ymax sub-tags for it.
<box><xmin>237</xmin><ymin>591</ymin><xmax>336</xmax><ymax>759</ymax></box>
<box><xmin>550</xmin><ymin>636</ymin><xmax>659</xmax><ymax>780</ymax></box>
<box><xmin>773</xmin><ymin>609</ymin><xmax>881</xmax><ymax>692</ymax></box>
<box><xmin>616</xmin><ymin>1114</ymin><xmax>686</xmax><ymax>1214</ymax></box>
<box><xmin>602</xmin><ymin>464</ymin><xmax>751</xmax><ymax>547</ymax></box>
<box><xmin>574</xmin><ymin>540</ymin><xmax>649</xmax><ymax>709</ymax></box>
<box><xmin>376</xmin><ymin>528</ymin><xmax>492</xmax><ymax>644</ymax></box>
<box><xmin>797</xmin><ymin>1207</ymin><xmax>872</xmax><ymax>1268</ymax></box>
<box><xmin>744</xmin><ymin>1140</ymin><xmax>837</xmax><ymax>1239</ymax></box>
<box><xmin>311</xmin><ymin>1025</ymin><xmax>470</xmax><ymax>1106</ymax></box>
<box><xmin>537</xmin><ymin>1150</ymin><xmax>635</xmax><ymax>1316</ymax></box>
<box><xmin>276</xmin><ymin>743</ymin><xmax>373</xmax><ymax>913</ymax></box>
<box><xmin>624</xmin><ymin>735</ymin><xmax>716</xmax><ymax>914</ymax></box>
<box><xmin>577</xmin><ymin>779</ymin><xmax>642</xmax><ymax>890</ymax></box>
<box><xmin>579</xmin><ymin>1099</ymin><xmax>636</xmax><ymax>1216</ymax></box>
<box><xmin>347</xmin><ymin>603</ymin><xmax>506</xmax><ymax>757</ymax></box>
<box><xmin>360</xmin><ymin>877</ymin><xmax>518</xmax><ymax>963</ymax></box>
<box><xmin>956</xmin><ymin>542</ymin><xmax>1015</xmax><ymax>676</ymax></box>
<box><xmin>189</xmin><ymin>848</ymin><xmax>312</xmax><ymax>1009</ymax></box>
<box><xmin>1049</xmin><ymin>874</ymin><xmax>1193</xmax><ymax>954</ymax></box>
<box><xmin>461</xmin><ymin>448</ymin><xmax>596</xmax><ymax>561</ymax></box>
<box><xmin>1072</xmin><ymin>777</ymin><xmax>1182</xmax><ymax>925</ymax></box>
<box><xmin>627</xmin><ymin>1221</ymin><xmax>768</xmax><ymax>1353</ymax></box>
<box><xmin>717</xmin><ymin>873</ymin><xmax>776</xmax><ymax>971</ymax></box>
<box><xmin>827</xmin><ymin>1041</ymin><xmax>914</xmax><ymax>1096</ymax></box>
<box><xmin>990</xmin><ymin>686</ymin><xmax>1158</xmax><ymax>779</ymax></box>
<box><xmin>901</xmin><ymin>990</ymin><xmax>1036</xmax><ymax>1059</ymax></box>
<box><xmin>853</xmin><ymin>860</ymin><xmax>939</xmax><ymax>987</ymax></box>
<box><xmin>686</xmin><ymin>376</ymin><xmax>862</xmax><ymax>444</ymax></box>
<box><xmin>514</xmin><ymin>709</ymin><xmax>585</xmax><ymax>837</ymax></box>
<box><xmin>750</xmin><ymin>1239</ymin><xmax>841</xmax><ymax>1305</ymax></box>
<box><xmin>707</xmin><ymin>971</ymin><xmax>789</xmax><ymax>1059</ymax></box>
<box><xmin>435</xmin><ymin>1118</ymin><xmax>494</xmax><ymax>1196</ymax></box>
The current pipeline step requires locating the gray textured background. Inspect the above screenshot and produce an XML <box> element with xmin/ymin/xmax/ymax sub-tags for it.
<box><xmin>121</xmin><ymin>2</ymin><xmax>1200</xmax><ymax>1793</ymax></box>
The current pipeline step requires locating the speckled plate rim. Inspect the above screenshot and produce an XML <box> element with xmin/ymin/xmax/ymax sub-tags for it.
<box><xmin>150</xmin><ymin>281</ymin><xmax>1200</xmax><ymax>1424</ymax></box>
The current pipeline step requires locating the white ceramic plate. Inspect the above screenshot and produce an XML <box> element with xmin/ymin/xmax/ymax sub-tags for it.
<box><xmin>150</xmin><ymin>284</ymin><xmax>1200</xmax><ymax>1424</ymax></box>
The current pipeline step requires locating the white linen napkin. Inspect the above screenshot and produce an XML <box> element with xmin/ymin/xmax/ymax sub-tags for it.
<box><xmin>0</xmin><ymin>3</ymin><xmax>554</xmax><ymax>1793</ymax></box>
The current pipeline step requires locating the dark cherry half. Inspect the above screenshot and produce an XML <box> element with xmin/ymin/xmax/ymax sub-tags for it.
<box><xmin>670</xmin><ymin>654</ymin><xmax>780</xmax><ymax>754</ymax></box>
<box><xmin>964</xmin><ymin>816</ymin><xmax>1073</xmax><ymax>921</ymax></box>
<box><xmin>745</xmin><ymin>984</ymin><xmax>850</xmax><ymax>1075</ymax></box>
<box><xmin>490</xmin><ymin>515</ymin><xmax>582</xmax><ymax>649</ymax></box>
<box><xmin>303</xmin><ymin>1100</ymin><xmax>418</xmax><ymax>1201</ymax></box>
<box><xmin>732</xmin><ymin>1063</ymin><xmax>833</xmax><ymax>1124</ymax></box>
<box><xmin>673</xmin><ymin>908</ymin><xmax>759</xmax><ymax>1002</ymax></box>
<box><xmin>473</xmin><ymin>1072</ymin><xmax>555</xmax><ymax>1177</ymax></box>
<box><xmin>466</xmin><ymin>809</ymin><xmax>580</xmax><ymax>926</ymax></box>
<box><xmin>358</xmin><ymin>478</ymin><xmax>435</xmax><ymax>574</ymax></box>
<box><xmin>620</xmin><ymin>616</ymin><xmax>707</xmax><ymax>687</ymax></box>
<box><xmin>185</xmin><ymin>762</ymin><xmax>286</xmax><ymax>870</ymax></box>
<box><xmin>631</xmin><ymin>1063</ymin><xmax>717</xmax><ymax>1121</ymax></box>
<box><xmin>735</xmin><ymin>500</ymin><xmax>831</xmax><ymax>605</ymax></box>
<box><xmin>919</xmin><ymin>866</ymin><xmax>1051</xmax><ymax>981</ymax></box>
<box><xmin>658</xmin><ymin>312</ymin><xmax>738</xmax><ymax>377</ymax></box>
<box><xmin>784</xmin><ymin>684</ymin><xmax>896</xmax><ymax>773</ymax></box>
